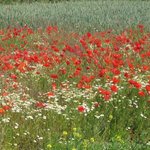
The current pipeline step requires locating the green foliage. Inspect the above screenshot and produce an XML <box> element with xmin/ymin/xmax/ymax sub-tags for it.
<box><xmin>0</xmin><ymin>1</ymin><xmax>150</xmax><ymax>33</ymax></box>
<box><xmin>0</xmin><ymin>0</ymin><xmax>149</xmax><ymax>5</ymax></box>
<box><xmin>0</xmin><ymin>0</ymin><xmax>72</xmax><ymax>4</ymax></box>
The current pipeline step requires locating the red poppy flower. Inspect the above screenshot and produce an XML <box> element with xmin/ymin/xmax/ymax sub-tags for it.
<box><xmin>3</xmin><ymin>105</ymin><xmax>11</xmax><ymax>111</ymax></box>
<box><xmin>112</xmin><ymin>77</ymin><xmax>120</xmax><ymax>84</ymax></box>
<box><xmin>52</xmin><ymin>82</ymin><xmax>57</xmax><ymax>90</ymax></box>
<box><xmin>124</xmin><ymin>72</ymin><xmax>130</xmax><ymax>78</ymax></box>
<box><xmin>50</xmin><ymin>74</ymin><xmax>58</xmax><ymax>79</ymax></box>
<box><xmin>138</xmin><ymin>91</ymin><xmax>145</xmax><ymax>97</ymax></box>
<box><xmin>78</xmin><ymin>105</ymin><xmax>85</xmax><ymax>113</ymax></box>
<box><xmin>145</xmin><ymin>85</ymin><xmax>150</xmax><ymax>94</ymax></box>
<box><xmin>0</xmin><ymin>108</ymin><xmax>5</xmax><ymax>115</ymax></box>
<box><xmin>99</xmin><ymin>69</ymin><xmax>107</xmax><ymax>77</ymax></box>
<box><xmin>47</xmin><ymin>92</ymin><xmax>54</xmax><ymax>97</ymax></box>
<box><xmin>110</xmin><ymin>85</ymin><xmax>118</xmax><ymax>92</ymax></box>
<box><xmin>18</xmin><ymin>62</ymin><xmax>27</xmax><ymax>72</ymax></box>
<box><xmin>10</xmin><ymin>74</ymin><xmax>17</xmax><ymax>80</ymax></box>
<box><xmin>138</xmin><ymin>24</ymin><xmax>144</xmax><ymax>29</ymax></box>
<box><xmin>35</xmin><ymin>102</ymin><xmax>46</xmax><ymax>108</ymax></box>
<box><xmin>129</xmin><ymin>80</ymin><xmax>141</xmax><ymax>89</ymax></box>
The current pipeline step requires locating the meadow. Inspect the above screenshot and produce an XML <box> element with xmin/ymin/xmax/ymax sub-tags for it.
<box><xmin>0</xmin><ymin>0</ymin><xmax>150</xmax><ymax>150</ymax></box>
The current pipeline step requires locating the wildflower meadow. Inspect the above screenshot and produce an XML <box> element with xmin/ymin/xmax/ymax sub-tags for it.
<box><xmin>0</xmin><ymin>0</ymin><xmax>150</xmax><ymax>150</ymax></box>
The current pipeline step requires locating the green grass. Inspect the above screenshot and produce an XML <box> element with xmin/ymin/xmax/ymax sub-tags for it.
<box><xmin>0</xmin><ymin>1</ymin><xmax>150</xmax><ymax>149</ymax></box>
<box><xmin>0</xmin><ymin>0</ymin><xmax>150</xmax><ymax>33</ymax></box>
<box><xmin>1</xmin><ymin>110</ymin><xmax>150</xmax><ymax>150</ymax></box>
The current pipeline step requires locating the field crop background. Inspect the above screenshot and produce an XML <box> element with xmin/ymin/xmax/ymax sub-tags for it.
<box><xmin>0</xmin><ymin>0</ymin><xmax>150</xmax><ymax>150</ymax></box>
<box><xmin>0</xmin><ymin>0</ymin><xmax>150</xmax><ymax>33</ymax></box>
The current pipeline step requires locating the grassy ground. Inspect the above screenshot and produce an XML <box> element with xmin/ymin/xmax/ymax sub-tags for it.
<box><xmin>0</xmin><ymin>0</ymin><xmax>150</xmax><ymax>33</ymax></box>
<box><xmin>0</xmin><ymin>1</ymin><xmax>150</xmax><ymax>150</ymax></box>
<box><xmin>0</xmin><ymin>25</ymin><xmax>150</xmax><ymax>150</ymax></box>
